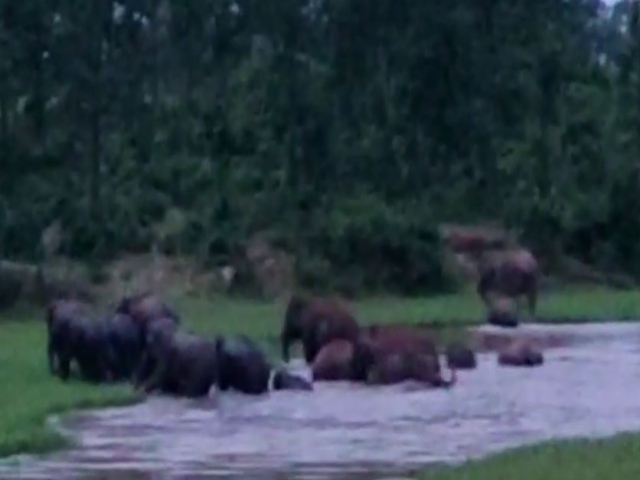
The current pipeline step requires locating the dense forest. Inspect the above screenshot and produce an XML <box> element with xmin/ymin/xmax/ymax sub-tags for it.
<box><xmin>1</xmin><ymin>0</ymin><xmax>640</xmax><ymax>296</ymax></box>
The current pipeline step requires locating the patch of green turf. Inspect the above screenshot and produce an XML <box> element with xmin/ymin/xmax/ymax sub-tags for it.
<box><xmin>1</xmin><ymin>286</ymin><xmax>640</xmax><ymax>458</ymax></box>
<box><xmin>420</xmin><ymin>433</ymin><xmax>640</xmax><ymax>480</ymax></box>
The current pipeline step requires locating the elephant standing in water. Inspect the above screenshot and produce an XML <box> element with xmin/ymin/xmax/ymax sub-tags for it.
<box><xmin>215</xmin><ymin>335</ymin><xmax>272</xmax><ymax>395</ymax></box>
<box><xmin>135</xmin><ymin>318</ymin><xmax>218</xmax><ymax>398</ymax></box>
<box><xmin>311</xmin><ymin>339</ymin><xmax>368</xmax><ymax>381</ymax></box>
<box><xmin>281</xmin><ymin>293</ymin><xmax>360</xmax><ymax>364</ymax></box>
<box><xmin>46</xmin><ymin>299</ymin><xmax>115</xmax><ymax>383</ymax></box>
<box><xmin>497</xmin><ymin>338</ymin><xmax>544</xmax><ymax>367</ymax></box>
<box><xmin>476</xmin><ymin>248</ymin><xmax>539</xmax><ymax>317</ymax></box>
<box><xmin>365</xmin><ymin>350</ymin><xmax>457</xmax><ymax>388</ymax></box>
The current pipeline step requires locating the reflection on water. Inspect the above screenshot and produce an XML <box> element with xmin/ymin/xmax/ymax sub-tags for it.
<box><xmin>2</xmin><ymin>322</ymin><xmax>640</xmax><ymax>480</ymax></box>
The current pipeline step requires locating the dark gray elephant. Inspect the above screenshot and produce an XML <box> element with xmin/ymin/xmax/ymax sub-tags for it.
<box><xmin>135</xmin><ymin>320</ymin><xmax>218</xmax><ymax>398</ymax></box>
<box><xmin>99</xmin><ymin>313</ymin><xmax>144</xmax><ymax>381</ymax></box>
<box><xmin>497</xmin><ymin>338</ymin><xmax>544</xmax><ymax>367</ymax></box>
<box><xmin>444</xmin><ymin>341</ymin><xmax>477</xmax><ymax>370</ymax></box>
<box><xmin>215</xmin><ymin>335</ymin><xmax>272</xmax><ymax>395</ymax></box>
<box><xmin>114</xmin><ymin>292</ymin><xmax>180</xmax><ymax>345</ymax></box>
<box><xmin>46</xmin><ymin>300</ymin><xmax>115</xmax><ymax>383</ymax></box>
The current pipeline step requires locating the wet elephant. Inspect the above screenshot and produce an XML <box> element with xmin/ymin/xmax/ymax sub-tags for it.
<box><xmin>281</xmin><ymin>293</ymin><xmax>360</xmax><ymax>364</ymax></box>
<box><xmin>357</xmin><ymin>325</ymin><xmax>457</xmax><ymax>388</ymax></box>
<box><xmin>497</xmin><ymin>338</ymin><xmax>544</xmax><ymax>367</ymax></box>
<box><xmin>215</xmin><ymin>335</ymin><xmax>272</xmax><ymax>395</ymax></box>
<box><xmin>46</xmin><ymin>300</ymin><xmax>115</xmax><ymax>383</ymax></box>
<box><xmin>444</xmin><ymin>341</ymin><xmax>477</xmax><ymax>370</ymax></box>
<box><xmin>310</xmin><ymin>338</ymin><xmax>371</xmax><ymax>381</ymax></box>
<box><xmin>271</xmin><ymin>367</ymin><xmax>313</xmax><ymax>391</ymax></box>
<box><xmin>366</xmin><ymin>350</ymin><xmax>457</xmax><ymax>388</ymax></box>
<box><xmin>100</xmin><ymin>313</ymin><xmax>144</xmax><ymax>381</ymax></box>
<box><xmin>136</xmin><ymin>320</ymin><xmax>218</xmax><ymax>398</ymax></box>
<box><xmin>477</xmin><ymin>248</ymin><xmax>539</xmax><ymax>316</ymax></box>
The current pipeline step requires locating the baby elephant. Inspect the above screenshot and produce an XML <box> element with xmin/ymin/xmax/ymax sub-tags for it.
<box><xmin>497</xmin><ymin>338</ymin><xmax>543</xmax><ymax>367</ymax></box>
<box><xmin>445</xmin><ymin>341</ymin><xmax>477</xmax><ymax>370</ymax></box>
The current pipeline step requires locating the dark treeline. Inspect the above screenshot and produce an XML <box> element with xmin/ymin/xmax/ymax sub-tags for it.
<box><xmin>1</xmin><ymin>0</ymin><xmax>640</xmax><ymax>295</ymax></box>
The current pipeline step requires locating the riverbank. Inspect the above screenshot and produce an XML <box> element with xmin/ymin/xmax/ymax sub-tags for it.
<box><xmin>421</xmin><ymin>432</ymin><xmax>640</xmax><ymax>480</ymax></box>
<box><xmin>1</xmin><ymin>286</ymin><xmax>639</xmax><ymax>459</ymax></box>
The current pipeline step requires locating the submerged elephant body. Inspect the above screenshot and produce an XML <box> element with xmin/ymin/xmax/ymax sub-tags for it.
<box><xmin>477</xmin><ymin>249</ymin><xmax>539</xmax><ymax>316</ymax></box>
<box><xmin>216</xmin><ymin>335</ymin><xmax>272</xmax><ymax>395</ymax></box>
<box><xmin>498</xmin><ymin>338</ymin><xmax>544</xmax><ymax>367</ymax></box>
<box><xmin>445</xmin><ymin>341</ymin><xmax>477</xmax><ymax>370</ymax></box>
<box><xmin>281</xmin><ymin>294</ymin><xmax>360</xmax><ymax>364</ymax></box>
<box><xmin>271</xmin><ymin>367</ymin><xmax>313</xmax><ymax>391</ymax></box>
<box><xmin>365</xmin><ymin>350</ymin><xmax>456</xmax><ymax>388</ymax></box>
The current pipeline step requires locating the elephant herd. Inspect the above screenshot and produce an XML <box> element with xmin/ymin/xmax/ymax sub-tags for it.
<box><xmin>45</xmin><ymin>291</ymin><xmax>545</xmax><ymax>400</ymax></box>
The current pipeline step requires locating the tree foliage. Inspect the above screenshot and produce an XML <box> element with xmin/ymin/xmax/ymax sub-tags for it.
<box><xmin>0</xmin><ymin>0</ymin><xmax>639</xmax><ymax>294</ymax></box>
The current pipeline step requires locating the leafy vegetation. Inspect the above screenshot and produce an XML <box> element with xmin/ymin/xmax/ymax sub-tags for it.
<box><xmin>2</xmin><ymin>0</ymin><xmax>640</xmax><ymax>295</ymax></box>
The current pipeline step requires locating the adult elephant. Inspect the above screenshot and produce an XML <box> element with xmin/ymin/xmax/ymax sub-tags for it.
<box><xmin>215</xmin><ymin>335</ymin><xmax>272</xmax><ymax>395</ymax></box>
<box><xmin>444</xmin><ymin>341</ymin><xmax>477</xmax><ymax>370</ymax></box>
<box><xmin>100</xmin><ymin>313</ymin><xmax>144</xmax><ymax>381</ymax></box>
<box><xmin>310</xmin><ymin>338</ymin><xmax>372</xmax><ymax>381</ymax></box>
<box><xmin>135</xmin><ymin>319</ymin><xmax>218</xmax><ymax>398</ymax></box>
<box><xmin>365</xmin><ymin>350</ymin><xmax>457</xmax><ymax>388</ymax></box>
<box><xmin>476</xmin><ymin>248</ymin><xmax>539</xmax><ymax>317</ymax></box>
<box><xmin>115</xmin><ymin>292</ymin><xmax>180</xmax><ymax>335</ymax></box>
<box><xmin>281</xmin><ymin>293</ymin><xmax>360</xmax><ymax>364</ymax></box>
<box><xmin>497</xmin><ymin>338</ymin><xmax>544</xmax><ymax>367</ymax></box>
<box><xmin>46</xmin><ymin>299</ymin><xmax>115</xmax><ymax>383</ymax></box>
<box><xmin>356</xmin><ymin>325</ymin><xmax>457</xmax><ymax>388</ymax></box>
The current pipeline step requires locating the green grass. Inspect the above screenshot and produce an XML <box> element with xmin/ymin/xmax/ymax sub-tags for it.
<box><xmin>420</xmin><ymin>433</ymin><xmax>640</xmax><ymax>480</ymax></box>
<box><xmin>1</xmin><ymin>285</ymin><xmax>640</xmax><ymax>465</ymax></box>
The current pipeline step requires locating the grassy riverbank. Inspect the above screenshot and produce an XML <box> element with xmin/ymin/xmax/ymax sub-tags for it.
<box><xmin>421</xmin><ymin>433</ymin><xmax>640</xmax><ymax>480</ymax></box>
<box><xmin>1</xmin><ymin>286</ymin><xmax>640</xmax><ymax>459</ymax></box>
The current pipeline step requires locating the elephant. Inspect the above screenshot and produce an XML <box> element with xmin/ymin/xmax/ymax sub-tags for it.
<box><xmin>355</xmin><ymin>325</ymin><xmax>457</xmax><ymax>388</ymax></box>
<box><xmin>476</xmin><ymin>248</ymin><xmax>539</xmax><ymax>316</ymax></box>
<box><xmin>99</xmin><ymin>313</ymin><xmax>145</xmax><ymax>381</ymax></box>
<box><xmin>215</xmin><ymin>335</ymin><xmax>272</xmax><ymax>395</ymax></box>
<box><xmin>135</xmin><ymin>320</ymin><xmax>218</xmax><ymax>398</ymax></box>
<box><xmin>281</xmin><ymin>293</ymin><xmax>360</xmax><ymax>364</ymax></box>
<box><xmin>46</xmin><ymin>300</ymin><xmax>115</xmax><ymax>383</ymax></box>
<box><xmin>271</xmin><ymin>367</ymin><xmax>313</xmax><ymax>391</ymax></box>
<box><xmin>365</xmin><ymin>350</ymin><xmax>457</xmax><ymax>388</ymax></box>
<box><xmin>444</xmin><ymin>341</ymin><xmax>477</xmax><ymax>370</ymax></box>
<box><xmin>311</xmin><ymin>339</ymin><xmax>359</xmax><ymax>381</ymax></box>
<box><xmin>114</xmin><ymin>292</ymin><xmax>180</xmax><ymax>339</ymax></box>
<box><xmin>497</xmin><ymin>338</ymin><xmax>544</xmax><ymax>367</ymax></box>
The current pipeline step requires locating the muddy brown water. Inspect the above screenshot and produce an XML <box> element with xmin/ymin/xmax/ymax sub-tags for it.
<box><xmin>3</xmin><ymin>322</ymin><xmax>640</xmax><ymax>480</ymax></box>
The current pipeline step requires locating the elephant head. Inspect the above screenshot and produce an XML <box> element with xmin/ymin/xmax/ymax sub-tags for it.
<box><xmin>444</xmin><ymin>341</ymin><xmax>477</xmax><ymax>370</ymax></box>
<box><xmin>497</xmin><ymin>338</ymin><xmax>544</xmax><ymax>367</ymax></box>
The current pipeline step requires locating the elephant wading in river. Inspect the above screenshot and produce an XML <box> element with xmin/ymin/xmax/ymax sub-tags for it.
<box><xmin>476</xmin><ymin>248</ymin><xmax>539</xmax><ymax>317</ymax></box>
<box><xmin>281</xmin><ymin>293</ymin><xmax>360</xmax><ymax>364</ymax></box>
<box><xmin>46</xmin><ymin>299</ymin><xmax>115</xmax><ymax>383</ymax></box>
<box><xmin>357</xmin><ymin>325</ymin><xmax>456</xmax><ymax>388</ymax></box>
<box><xmin>497</xmin><ymin>338</ymin><xmax>544</xmax><ymax>367</ymax></box>
<box><xmin>310</xmin><ymin>338</ymin><xmax>373</xmax><ymax>381</ymax></box>
<box><xmin>135</xmin><ymin>319</ymin><xmax>218</xmax><ymax>398</ymax></box>
<box><xmin>215</xmin><ymin>335</ymin><xmax>273</xmax><ymax>395</ymax></box>
<box><xmin>99</xmin><ymin>313</ymin><xmax>144</xmax><ymax>381</ymax></box>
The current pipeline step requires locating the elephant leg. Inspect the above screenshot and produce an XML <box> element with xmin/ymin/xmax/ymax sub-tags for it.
<box><xmin>134</xmin><ymin>352</ymin><xmax>154</xmax><ymax>388</ymax></box>
<box><xmin>47</xmin><ymin>337</ymin><xmax>58</xmax><ymax>374</ymax></box>
<box><xmin>526</xmin><ymin>278</ymin><xmax>538</xmax><ymax>317</ymax></box>
<box><xmin>58</xmin><ymin>354</ymin><xmax>71</xmax><ymax>381</ymax></box>
<box><xmin>302</xmin><ymin>331</ymin><xmax>319</xmax><ymax>364</ymax></box>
